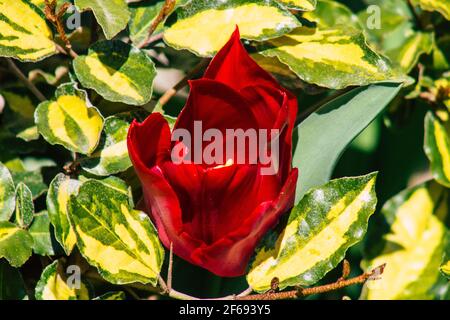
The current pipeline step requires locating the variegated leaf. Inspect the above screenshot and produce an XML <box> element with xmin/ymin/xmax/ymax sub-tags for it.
<box><xmin>129</xmin><ymin>0</ymin><xmax>191</xmax><ymax>47</ymax></box>
<box><xmin>258</xmin><ymin>27</ymin><xmax>406</xmax><ymax>89</ymax></box>
<box><xmin>80</xmin><ymin>115</ymin><xmax>132</xmax><ymax>176</ymax></box>
<box><xmin>35</xmin><ymin>260</ymin><xmax>91</xmax><ymax>300</ymax></box>
<box><xmin>276</xmin><ymin>0</ymin><xmax>316</xmax><ymax>10</ymax></box>
<box><xmin>75</xmin><ymin>0</ymin><xmax>130</xmax><ymax>40</ymax></box>
<box><xmin>0</xmin><ymin>162</ymin><xmax>15</xmax><ymax>222</ymax></box>
<box><xmin>164</xmin><ymin>0</ymin><xmax>301</xmax><ymax>57</ymax></box>
<box><xmin>302</xmin><ymin>0</ymin><xmax>362</xmax><ymax>30</ymax></box>
<box><xmin>73</xmin><ymin>41</ymin><xmax>156</xmax><ymax>106</ymax></box>
<box><xmin>386</xmin><ymin>31</ymin><xmax>434</xmax><ymax>73</ymax></box>
<box><xmin>0</xmin><ymin>0</ymin><xmax>57</xmax><ymax>61</ymax></box>
<box><xmin>424</xmin><ymin>112</ymin><xmax>450</xmax><ymax>187</ymax></box>
<box><xmin>247</xmin><ymin>173</ymin><xmax>377</xmax><ymax>292</ymax></box>
<box><xmin>129</xmin><ymin>1</ymin><xmax>165</xmax><ymax>47</ymax></box>
<box><xmin>47</xmin><ymin>174</ymin><xmax>80</xmax><ymax>255</ymax></box>
<box><xmin>29</xmin><ymin>212</ymin><xmax>54</xmax><ymax>256</ymax></box>
<box><xmin>6</xmin><ymin>158</ymin><xmax>48</xmax><ymax>199</ymax></box>
<box><xmin>0</xmin><ymin>89</ymin><xmax>38</xmax><ymax>142</ymax></box>
<box><xmin>35</xmin><ymin>83</ymin><xmax>104</xmax><ymax>155</ymax></box>
<box><xmin>412</xmin><ymin>0</ymin><xmax>450</xmax><ymax>20</ymax></box>
<box><xmin>15</xmin><ymin>182</ymin><xmax>34</xmax><ymax>228</ymax></box>
<box><xmin>68</xmin><ymin>179</ymin><xmax>164</xmax><ymax>285</ymax></box>
<box><xmin>361</xmin><ymin>182</ymin><xmax>448</xmax><ymax>300</ymax></box>
<box><xmin>0</xmin><ymin>221</ymin><xmax>33</xmax><ymax>267</ymax></box>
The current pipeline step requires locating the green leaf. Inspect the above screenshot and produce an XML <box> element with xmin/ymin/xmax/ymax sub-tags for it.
<box><xmin>68</xmin><ymin>179</ymin><xmax>165</xmax><ymax>285</ymax></box>
<box><xmin>0</xmin><ymin>221</ymin><xmax>33</xmax><ymax>267</ymax></box>
<box><xmin>10</xmin><ymin>170</ymin><xmax>47</xmax><ymax>200</ymax></box>
<box><xmin>0</xmin><ymin>260</ymin><xmax>27</xmax><ymax>300</ymax></box>
<box><xmin>15</xmin><ymin>182</ymin><xmax>34</xmax><ymax>228</ymax></box>
<box><xmin>412</xmin><ymin>0</ymin><xmax>450</xmax><ymax>20</ymax></box>
<box><xmin>73</xmin><ymin>41</ymin><xmax>157</xmax><ymax>106</ymax></box>
<box><xmin>128</xmin><ymin>1</ymin><xmax>166</xmax><ymax>47</ymax></box>
<box><xmin>35</xmin><ymin>83</ymin><xmax>104</xmax><ymax>155</ymax></box>
<box><xmin>35</xmin><ymin>260</ymin><xmax>91</xmax><ymax>300</ymax></box>
<box><xmin>164</xmin><ymin>0</ymin><xmax>301</xmax><ymax>57</ymax></box>
<box><xmin>386</xmin><ymin>31</ymin><xmax>435</xmax><ymax>73</ymax></box>
<box><xmin>0</xmin><ymin>0</ymin><xmax>57</xmax><ymax>61</ymax></box>
<box><xmin>80</xmin><ymin>115</ymin><xmax>133</xmax><ymax>176</ymax></box>
<box><xmin>294</xmin><ymin>83</ymin><xmax>402</xmax><ymax>202</ymax></box>
<box><xmin>258</xmin><ymin>26</ymin><xmax>406</xmax><ymax>89</ymax></box>
<box><xmin>424</xmin><ymin>112</ymin><xmax>450</xmax><ymax>187</ymax></box>
<box><xmin>0</xmin><ymin>162</ymin><xmax>15</xmax><ymax>222</ymax></box>
<box><xmin>302</xmin><ymin>0</ymin><xmax>362</xmax><ymax>30</ymax></box>
<box><xmin>93</xmin><ymin>291</ymin><xmax>126</xmax><ymax>300</ymax></box>
<box><xmin>276</xmin><ymin>0</ymin><xmax>315</xmax><ymax>10</ymax></box>
<box><xmin>29</xmin><ymin>212</ymin><xmax>54</xmax><ymax>256</ymax></box>
<box><xmin>75</xmin><ymin>0</ymin><xmax>131</xmax><ymax>39</ymax></box>
<box><xmin>247</xmin><ymin>173</ymin><xmax>378</xmax><ymax>292</ymax></box>
<box><xmin>47</xmin><ymin>174</ymin><xmax>80</xmax><ymax>255</ymax></box>
<box><xmin>0</xmin><ymin>89</ymin><xmax>38</xmax><ymax>142</ymax></box>
<box><xmin>361</xmin><ymin>182</ymin><xmax>448</xmax><ymax>300</ymax></box>
<box><xmin>358</xmin><ymin>0</ymin><xmax>433</xmax><ymax>73</ymax></box>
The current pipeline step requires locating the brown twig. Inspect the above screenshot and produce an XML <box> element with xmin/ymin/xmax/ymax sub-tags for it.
<box><xmin>155</xmin><ymin>59</ymin><xmax>210</xmax><ymax>111</ymax></box>
<box><xmin>5</xmin><ymin>58</ymin><xmax>47</xmax><ymax>102</ymax></box>
<box><xmin>44</xmin><ymin>0</ymin><xmax>78</xmax><ymax>59</ymax></box>
<box><xmin>236</xmin><ymin>264</ymin><xmax>386</xmax><ymax>301</ymax></box>
<box><xmin>138</xmin><ymin>0</ymin><xmax>176</xmax><ymax>49</ymax></box>
<box><xmin>338</xmin><ymin>259</ymin><xmax>351</xmax><ymax>282</ymax></box>
<box><xmin>156</xmin><ymin>263</ymin><xmax>385</xmax><ymax>301</ymax></box>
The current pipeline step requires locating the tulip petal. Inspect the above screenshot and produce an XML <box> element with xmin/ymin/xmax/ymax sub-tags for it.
<box><xmin>190</xmin><ymin>168</ymin><xmax>298</xmax><ymax>277</ymax></box>
<box><xmin>127</xmin><ymin>113</ymin><xmax>171</xmax><ymax>169</ymax></box>
<box><xmin>204</xmin><ymin>27</ymin><xmax>280</xmax><ymax>91</ymax></box>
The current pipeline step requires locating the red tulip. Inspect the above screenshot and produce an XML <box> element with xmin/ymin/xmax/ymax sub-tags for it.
<box><xmin>127</xmin><ymin>28</ymin><xmax>298</xmax><ymax>277</ymax></box>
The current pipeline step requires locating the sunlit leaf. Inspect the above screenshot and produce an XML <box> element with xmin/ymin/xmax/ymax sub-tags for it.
<box><xmin>14</xmin><ymin>182</ymin><xmax>34</xmax><ymax>228</ymax></box>
<box><xmin>164</xmin><ymin>0</ymin><xmax>301</xmax><ymax>57</ymax></box>
<box><xmin>424</xmin><ymin>112</ymin><xmax>450</xmax><ymax>187</ymax></box>
<box><xmin>29</xmin><ymin>212</ymin><xmax>55</xmax><ymax>256</ymax></box>
<box><xmin>258</xmin><ymin>27</ymin><xmax>406</xmax><ymax>89</ymax></box>
<box><xmin>75</xmin><ymin>0</ymin><xmax>131</xmax><ymax>39</ymax></box>
<box><xmin>68</xmin><ymin>179</ymin><xmax>165</xmax><ymax>285</ymax></box>
<box><xmin>0</xmin><ymin>0</ymin><xmax>57</xmax><ymax>61</ymax></box>
<box><xmin>80</xmin><ymin>115</ymin><xmax>133</xmax><ymax>176</ymax></box>
<box><xmin>35</xmin><ymin>260</ymin><xmax>91</xmax><ymax>300</ymax></box>
<box><xmin>47</xmin><ymin>174</ymin><xmax>80</xmax><ymax>255</ymax></box>
<box><xmin>0</xmin><ymin>162</ymin><xmax>15</xmax><ymax>222</ymax></box>
<box><xmin>35</xmin><ymin>83</ymin><xmax>104</xmax><ymax>155</ymax></box>
<box><xmin>248</xmin><ymin>173</ymin><xmax>377</xmax><ymax>292</ymax></box>
<box><xmin>0</xmin><ymin>221</ymin><xmax>33</xmax><ymax>267</ymax></box>
<box><xmin>361</xmin><ymin>182</ymin><xmax>448</xmax><ymax>300</ymax></box>
<box><xmin>73</xmin><ymin>41</ymin><xmax>157</xmax><ymax>106</ymax></box>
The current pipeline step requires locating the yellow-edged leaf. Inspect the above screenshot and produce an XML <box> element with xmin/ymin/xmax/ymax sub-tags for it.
<box><xmin>73</xmin><ymin>41</ymin><xmax>156</xmax><ymax>106</ymax></box>
<box><xmin>35</xmin><ymin>83</ymin><xmax>104</xmax><ymax>155</ymax></box>
<box><xmin>361</xmin><ymin>182</ymin><xmax>448</xmax><ymax>300</ymax></box>
<box><xmin>35</xmin><ymin>260</ymin><xmax>91</xmax><ymax>300</ymax></box>
<box><xmin>277</xmin><ymin>0</ymin><xmax>316</xmax><ymax>11</ymax></box>
<box><xmin>412</xmin><ymin>0</ymin><xmax>450</xmax><ymax>20</ymax></box>
<box><xmin>47</xmin><ymin>174</ymin><xmax>80</xmax><ymax>255</ymax></box>
<box><xmin>247</xmin><ymin>173</ymin><xmax>377</xmax><ymax>292</ymax></box>
<box><xmin>259</xmin><ymin>27</ymin><xmax>406</xmax><ymax>89</ymax></box>
<box><xmin>0</xmin><ymin>0</ymin><xmax>57</xmax><ymax>61</ymax></box>
<box><xmin>164</xmin><ymin>0</ymin><xmax>301</xmax><ymax>57</ymax></box>
<box><xmin>68</xmin><ymin>179</ymin><xmax>164</xmax><ymax>285</ymax></box>
<box><xmin>425</xmin><ymin>111</ymin><xmax>450</xmax><ymax>187</ymax></box>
